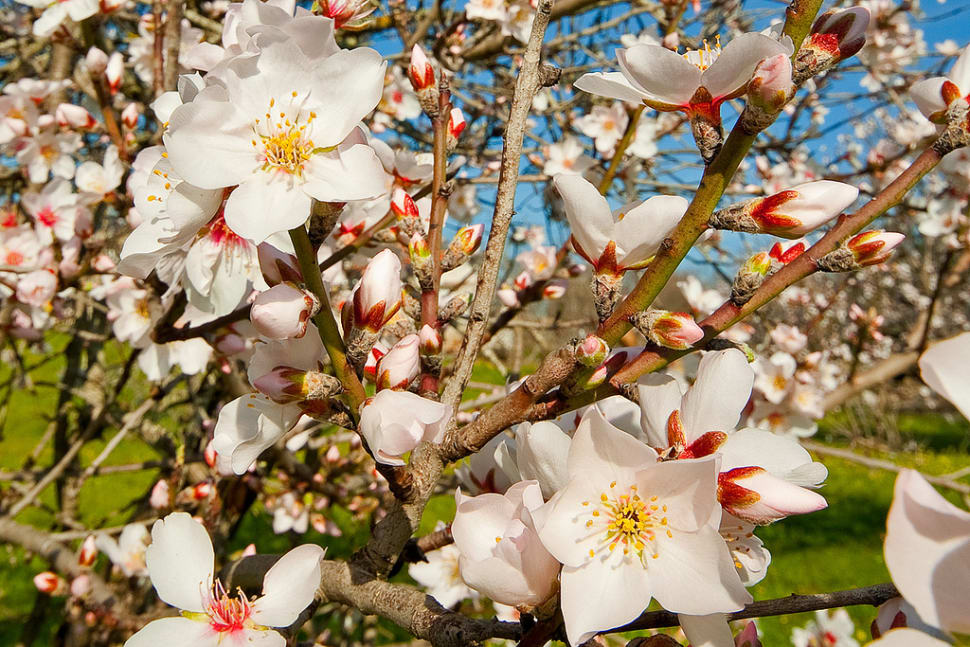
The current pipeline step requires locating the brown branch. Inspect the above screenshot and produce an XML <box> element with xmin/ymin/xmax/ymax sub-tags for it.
<box><xmin>162</xmin><ymin>0</ymin><xmax>183</xmax><ymax>92</ymax></box>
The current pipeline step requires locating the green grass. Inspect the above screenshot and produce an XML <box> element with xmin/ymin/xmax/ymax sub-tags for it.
<box><xmin>1</xmin><ymin>347</ymin><xmax>968</xmax><ymax>646</ymax></box>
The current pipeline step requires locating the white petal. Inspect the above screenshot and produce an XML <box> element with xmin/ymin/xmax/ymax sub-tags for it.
<box><xmin>303</xmin><ymin>49</ymin><xmax>385</xmax><ymax>147</ymax></box>
<box><xmin>164</xmin><ymin>100</ymin><xmax>256</xmax><ymax>189</ymax></box>
<box><xmin>554</xmin><ymin>174</ymin><xmax>614</xmax><ymax>264</ymax></box>
<box><xmin>212</xmin><ymin>394</ymin><xmax>303</xmax><ymax>475</ymax></box>
<box><xmin>867</xmin><ymin>628</ymin><xmax>952</xmax><ymax>647</ymax></box>
<box><xmin>144</xmin><ymin>512</ymin><xmax>214</xmax><ymax>612</ymax></box>
<box><xmin>560</xmin><ymin>560</ymin><xmax>654</xmax><ymax>646</ymax></box>
<box><xmin>679</xmin><ymin>614</ymin><xmax>734</xmax><ymax>647</ymax></box>
<box><xmin>701</xmin><ymin>33</ymin><xmax>789</xmax><ymax>100</ymax></box>
<box><xmin>617</xmin><ymin>45</ymin><xmax>702</xmax><ymax>106</ymax></box>
<box><xmin>718</xmin><ymin>428</ymin><xmax>826</xmax><ymax>485</ymax></box>
<box><xmin>919</xmin><ymin>332</ymin><xmax>970</xmax><ymax>421</ymax></box>
<box><xmin>681</xmin><ymin>349</ymin><xmax>753</xmax><ymax>441</ymax></box>
<box><xmin>949</xmin><ymin>45</ymin><xmax>970</xmax><ymax>94</ymax></box>
<box><xmin>909</xmin><ymin>78</ymin><xmax>949</xmax><ymax>119</ymax></box>
<box><xmin>636</xmin><ymin>456</ymin><xmax>720</xmax><ymax>532</ymax></box>
<box><xmin>567</xmin><ymin>407</ymin><xmax>658</xmax><ymax>479</ymax></box>
<box><xmin>636</xmin><ymin>374</ymin><xmax>684</xmax><ymax>447</ymax></box>
<box><xmin>123</xmin><ymin>617</ymin><xmax>216</xmax><ymax>647</ymax></box>
<box><xmin>303</xmin><ymin>144</ymin><xmax>388</xmax><ymax>203</ymax></box>
<box><xmin>224</xmin><ymin>174</ymin><xmax>313</xmax><ymax>244</ymax></box>
<box><xmin>514</xmin><ymin>422</ymin><xmax>572</xmax><ymax>499</ymax></box>
<box><xmin>252</xmin><ymin>544</ymin><xmax>325</xmax><ymax>627</ymax></box>
<box><xmin>614</xmin><ymin>195</ymin><xmax>687</xmax><ymax>267</ymax></box>
<box><xmin>573</xmin><ymin>72</ymin><xmax>648</xmax><ymax>104</ymax></box>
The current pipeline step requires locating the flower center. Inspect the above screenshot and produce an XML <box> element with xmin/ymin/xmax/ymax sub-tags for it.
<box><xmin>582</xmin><ymin>483</ymin><xmax>672</xmax><ymax>562</ymax></box>
<box><xmin>204</xmin><ymin>212</ymin><xmax>243</xmax><ymax>247</ymax></box>
<box><xmin>5</xmin><ymin>251</ymin><xmax>24</xmax><ymax>266</ymax></box>
<box><xmin>682</xmin><ymin>36</ymin><xmax>722</xmax><ymax>71</ymax></box>
<box><xmin>252</xmin><ymin>94</ymin><xmax>317</xmax><ymax>177</ymax></box>
<box><xmin>203</xmin><ymin>580</ymin><xmax>253</xmax><ymax>634</ymax></box>
<box><xmin>772</xmin><ymin>375</ymin><xmax>788</xmax><ymax>391</ymax></box>
<box><xmin>36</xmin><ymin>207</ymin><xmax>57</xmax><ymax>227</ymax></box>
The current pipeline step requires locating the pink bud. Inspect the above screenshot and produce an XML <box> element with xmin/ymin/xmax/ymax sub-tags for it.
<box><xmin>85</xmin><ymin>47</ymin><xmax>108</xmax><ymax>74</ymax></box>
<box><xmin>78</xmin><ymin>535</ymin><xmax>98</xmax><ymax>567</ymax></box>
<box><xmin>121</xmin><ymin>102</ymin><xmax>140</xmax><ymax>129</ymax></box>
<box><xmin>453</xmin><ymin>223</ymin><xmax>484</xmax><ymax>255</ymax></box>
<box><xmin>214</xmin><ymin>332</ymin><xmax>247</xmax><ymax>355</ymax></box>
<box><xmin>149</xmin><ymin>479</ymin><xmax>170</xmax><ymax>509</ymax></box>
<box><xmin>190</xmin><ymin>482</ymin><xmax>212</xmax><ymax>500</ymax></box>
<box><xmin>257</xmin><ymin>243</ymin><xmax>302</xmax><ymax>286</ymax></box>
<box><xmin>56</xmin><ymin>103</ymin><xmax>97</xmax><ymax>129</ymax></box>
<box><xmin>325</xmin><ymin>445</ymin><xmax>341</xmax><ymax>462</ymax></box>
<box><xmin>391</xmin><ymin>188</ymin><xmax>419</xmax><ymax>220</ymax></box>
<box><xmin>253</xmin><ymin>366</ymin><xmax>308</xmax><ymax>403</ymax></box>
<box><xmin>241</xmin><ymin>543</ymin><xmax>257</xmax><ymax>557</ymax></box>
<box><xmin>408</xmin><ymin>45</ymin><xmax>435</xmax><ymax>92</ymax></box>
<box><xmin>847</xmin><ymin>230</ymin><xmax>905</xmax><ymax>266</ymax></box>
<box><xmin>250</xmin><ymin>282</ymin><xmax>319</xmax><ymax>340</ymax></box>
<box><xmin>419</xmin><ymin>324</ymin><xmax>442</xmax><ymax>355</ymax></box>
<box><xmin>71</xmin><ymin>575</ymin><xmax>92</xmax><ymax>597</ymax></box>
<box><xmin>34</xmin><ymin>572</ymin><xmax>61</xmax><ymax>594</ymax></box>
<box><xmin>353</xmin><ymin>250</ymin><xmax>403</xmax><ymax>332</ymax></box>
<box><xmin>105</xmin><ymin>52</ymin><xmax>124</xmax><ymax>94</ymax></box>
<box><xmin>91</xmin><ymin>254</ymin><xmax>115</xmax><ymax>272</ymax></box>
<box><xmin>734</xmin><ymin>621</ymin><xmax>762</xmax><ymax>647</ymax></box>
<box><xmin>719</xmin><ymin>467</ymin><xmax>827</xmax><ymax>524</ymax></box>
<box><xmin>497</xmin><ymin>288</ymin><xmax>520</xmax><ymax>308</ymax></box>
<box><xmin>643</xmin><ymin>310</ymin><xmax>704</xmax><ymax>350</ymax></box>
<box><xmin>376</xmin><ymin>334</ymin><xmax>421</xmax><ymax>390</ymax></box>
<box><xmin>810</xmin><ymin>6</ymin><xmax>870</xmax><ymax>58</ymax></box>
<box><xmin>514</xmin><ymin>271</ymin><xmax>533</xmax><ymax>291</ymax></box>
<box><xmin>747</xmin><ymin>54</ymin><xmax>793</xmax><ymax>110</ymax></box>
<box><xmin>204</xmin><ymin>439</ymin><xmax>217</xmax><ymax>468</ymax></box>
<box><xmin>576</xmin><ymin>335</ymin><xmax>609</xmax><ymax>367</ymax></box>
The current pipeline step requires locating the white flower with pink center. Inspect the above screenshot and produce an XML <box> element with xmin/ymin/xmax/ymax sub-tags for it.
<box><xmin>124</xmin><ymin>512</ymin><xmax>323</xmax><ymax>647</ymax></box>
<box><xmin>21</xmin><ymin>178</ymin><xmax>82</xmax><ymax>244</ymax></box>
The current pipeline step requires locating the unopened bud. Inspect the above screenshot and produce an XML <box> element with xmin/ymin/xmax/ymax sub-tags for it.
<box><xmin>439</xmin><ymin>292</ymin><xmax>471</xmax><ymax>322</ymax></box>
<box><xmin>735</xmin><ymin>621</ymin><xmax>762</xmax><ymax>647</ymax></box>
<box><xmin>257</xmin><ymin>242</ymin><xmax>303</xmax><ymax>286</ymax></box>
<box><xmin>149</xmin><ymin>478</ymin><xmax>170</xmax><ymax>509</ymax></box>
<box><xmin>718</xmin><ymin>466</ymin><xmax>827</xmax><ymax>524</ymax></box>
<box><xmin>795</xmin><ymin>7</ymin><xmax>870</xmax><ymax>83</ymax></box>
<box><xmin>204</xmin><ymin>439</ymin><xmax>217</xmax><ymax>468</ymax></box>
<box><xmin>712</xmin><ymin>181</ymin><xmax>858</xmax><ymax>239</ymax></box>
<box><xmin>409</xmin><ymin>232</ymin><xmax>434</xmax><ymax>290</ymax></box>
<box><xmin>632</xmin><ymin>309</ymin><xmax>705</xmax><ymax>350</ymax></box>
<box><xmin>575</xmin><ymin>335</ymin><xmax>610</xmax><ymax>367</ymax></box>
<box><xmin>55</xmin><ymin>103</ymin><xmax>97</xmax><ymax>129</ymax></box>
<box><xmin>121</xmin><ymin>102</ymin><xmax>140</xmax><ymax>129</ymax></box>
<box><xmin>34</xmin><ymin>572</ymin><xmax>61</xmax><ymax>594</ymax></box>
<box><xmin>105</xmin><ymin>52</ymin><xmax>124</xmax><ymax>94</ymax></box>
<box><xmin>543</xmin><ymin>279</ymin><xmax>568</xmax><ymax>299</ymax></box>
<box><xmin>441</xmin><ymin>223</ymin><xmax>484</xmax><ymax>271</ymax></box>
<box><xmin>352</xmin><ymin>249</ymin><xmax>403</xmax><ymax>332</ymax></box>
<box><xmin>253</xmin><ymin>366</ymin><xmax>310</xmax><ymax>403</ymax></box>
<box><xmin>85</xmin><ymin>47</ymin><xmax>108</xmax><ymax>74</ymax></box>
<box><xmin>363</xmin><ymin>341</ymin><xmax>388</xmax><ymax>382</ymax></box>
<box><xmin>447</xmin><ymin>107</ymin><xmax>465</xmax><ymax>150</ymax></box>
<box><xmin>408</xmin><ymin>45</ymin><xmax>439</xmax><ymax>114</ymax></box>
<box><xmin>190</xmin><ymin>482</ymin><xmax>212</xmax><ymax>500</ymax></box>
<box><xmin>418</xmin><ymin>323</ymin><xmax>441</xmax><ymax>354</ymax></box>
<box><xmin>742</xmin><ymin>54</ymin><xmax>794</xmax><ymax>132</ymax></box>
<box><xmin>818</xmin><ymin>230</ymin><xmax>905</xmax><ymax>271</ymax></box>
<box><xmin>71</xmin><ymin>575</ymin><xmax>92</xmax><ymax>598</ymax></box>
<box><xmin>78</xmin><ymin>535</ymin><xmax>98</xmax><ymax>567</ymax></box>
<box><xmin>731</xmin><ymin>251</ymin><xmax>772</xmax><ymax>305</ymax></box>
<box><xmin>391</xmin><ymin>188</ymin><xmax>421</xmax><ymax>235</ymax></box>
<box><xmin>376</xmin><ymin>334</ymin><xmax>421</xmax><ymax>390</ymax></box>
<box><xmin>769</xmin><ymin>239</ymin><xmax>807</xmax><ymax>264</ymax></box>
<box><xmin>497</xmin><ymin>287</ymin><xmax>520</xmax><ymax>308</ymax></box>
<box><xmin>251</xmin><ymin>283</ymin><xmax>319</xmax><ymax>340</ymax></box>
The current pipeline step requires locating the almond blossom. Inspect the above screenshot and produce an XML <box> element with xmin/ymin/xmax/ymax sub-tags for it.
<box><xmin>15</xmin><ymin>0</ymin><xmax>99</xmax><ymax>37</ymax></box>
<box><xmin>124</xmin><ymin>512</ymin><xmax>323</xmax><ymax>647</ymax></box>
<box><xmin>910</xmin><ymin>44</ymin><xmax>969</xmax><ymax>122</ymax></box>
<box><xmin>534</xmin><ymin>408</ymin><xmax>751</xmax><ymax>645</ymax></box>
<box><xmin>358</xmin><ymin>390</ymin><xmax>450</xmax><ymax>465</ymax></box>
<box><xmin>918</xmin><ymin>331</ymin><xmax>970</xmax><ymax>421</ymax></box>
<box><xmin>95</xmin><ymin>524</ymin><xmax>151</xmax><ymax>577</ymax></box>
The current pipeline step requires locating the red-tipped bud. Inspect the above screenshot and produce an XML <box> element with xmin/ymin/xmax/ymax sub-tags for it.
<box><xmin>391</xmin><ymin>187</ymin><xmax>419</xmax><ymax>220</ymax></box>
<box><xmin>543</xmin><ymin>279</ymin><xmax>568</xmax><ymax>299</ymax></box>
<box><xmin>846</xmin><ymin>230</ymin><xmax>905</xmax><ymax>266</ymax></box>
<box><xmin>257</xmin><ymin>242</ymin><xmax>303</xmax><ymax>286</ymax></box>
<box><xmin>718</xmin><ymin>466</ymin><xmax>827</xmax><ymax>524</ymax></box>
<box><xmin>363</xmin><ymin>342</ymin><xmax>388</xmax><ymax>382</ymax></box>
<box><xmin>85</xmin><ymin>47</ymin><xmax>108</xmax><ymax>74</ymax></box>
<box><xmin>250</xmin><ymin>282</ymin><xmax>319</xmax><ymax>340</ymax></box>
<box><xmin>121</xmin><ymin>102</ymin><xmax>140</xmax><ymax>129</ymax></box>
<box><xmin>453</xmin><ymin>223</ymin><xmax>484</xmax><ymax>255</ymax></box>
<box><xmin>419</xmin><ymin>323</ymin><xmax>442</xmax><ymax>354</ymax></box>
<box><xmin>190</xmin><ymin>482</ymin><xmax>213</xmax><ymax>500</ymax></box>
<box><xmin>105</xmin><ymin>52</ymin><xmax>124</xmax><ymax>94</ymax></box>
<box><xmin>715</xmin><ymin>181</ymin><xmax>858</xmax><ymax>239</ymax></box>
<box><xmin>747</xmin><ymin>54</ymin><xmax>794</xmax><ymax>111</ymax></box>
<box><xmin>809</xmin><ymin>6</ymin><xmax>870</xmax><ymax>59</ymax></box>
<box><xmin>78</xmin><ymin>535</ymin><xmax>98</xmax><ymax>567</ymax></box>
<box><xmin>408</xmin><ymin>45</ymin><xmax>436</xmax><ymax>92</ymax></box>
<box><xmin>34</xmin><ymin>572</ymin><xmax>62</xmax><ymax>594</ymax></box>
<box><xmin>204</xmin><ymin>439</ymin><xmax>218</xmax><ymax>468</ymax></box>
<box><xmin>253</xmin><ymin>366</ymin><xmax>309</xmax><ymax>403</ymax></box>
<box><xmin>575</xmin><ymin>335</ymin><xmax>609</xmax><ymax>368</ymax></box>
<box><xmin>447</xmin><ymin>107</ymin><xmax>466</xmax><ymax>149</ymax></box>
<box><xmin>514</xmin><ymin>270</ymin><xmax>533</xmax><ymax>291</ymax></box>
<box><xmin>353</xmin><ymin>249</ymin><xmax>403</xmax><ymax>332</ymax></box>
<box><xmin>769</xmin><ymin>239</ymin><xmax>807</xmax><ymax>264</ymax></box>
<box><xmin>636</xmin><ymin>309</ymin><xmax>705</xmax><ymax>350</ymax></box>
<box><xmin>55</xmin><ymin>104</ymin><xmax>97</xmax><ymax>129</ymax></box>
<box><xmin>376</xmin><ymin>334</ymin><xmax>421</xmax><ymax>390</ymax></box>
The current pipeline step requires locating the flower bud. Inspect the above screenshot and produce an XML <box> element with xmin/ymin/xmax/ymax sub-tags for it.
<box><xmin>747</xmin><ymin>54</ymin><xmax>794</xmax><ymax>112</ymax></box>
<box><xmin>543</xmin><ymin>279</ymin><xmax>568</xmax><ymax>299</ymax></box>
<box><xmin>376</xmin><ymin>334</ymin><xmax>421</xmax><ymax>390</ymax></box>
<box><xmin>735</xmin><ymin>621</ymin><xmax>762</xmax><ymax>647</ymax></box>
<box><xmin>419</xmin><ymin>324</ymin><xmax>442</xmax><ymax>354</ymax></box>
<box><xmin>105</xmin><ymin>52</ymin><xmax>124</xmax><ymax>94</ymax></box>
<box><xmin>441</xmin><ymin>224</ymin><xmax>484</xmax><ymax>272</ymax></box>
<box><xmin>769</xmin><ymin>239</ymin><xmax>807</xmax><ymax>264</ymax></box>
<box><xmin>190</xmin><ymin>482</ymin><xmax>212</xmax><ymax>500</ymax></box>
<box><xmin>497</xmin><ymin>287</ymin><xmax>520</xmax><ymax>308</ymax></box>
<box><xmin>809</xmin><ymin>6</ymin><xmax>870</xmax><ymax>60</ymax></box>
<box><xmin>253</xmin><ymin>366</ymin><xmax>309</xmax><ymax>403</ymax></box>
<box><xmin>257</xmin><ymin>242</ymin><xmax>302</xmax><ymax>286</ymax></box>
<box><xmin>352</xmin><ymin>249</ymin><xmax>403</xmax><ymax>332</ymax></box>
<box><xmin>204</xmin><ymin>438</ymin><xmax>217</xmax><ymax>468</ymax></box>
<box><xmin>85</xmin><ymin>47</ymin><xmax>108</xmax><ymax>74</ymax></box>
<box><xmin>78</xmin><ymin>535</ymin><xmax>98</xmax><ymax>567</ymax></box>
<box><xmin>711</xmin><ymin>181</ymin><xmax>858</xmax><ymax>239</ymax></box>
<box><xmin>121</xmin><ymin>102</ymin><xmax>140</xmax><ymax>129</ymax></box>
<box><xmin>409</xmin><ymin>231</ymin><xmax>434</xmax><ymax>289</ymax></box>
<box><xmin>250</xmin><ymin>282</ymin><xmax>319</xmax><ymax>340</ymax></box>
<box><xmin>575</xmin><ymin>335</ymin><xmax>609</xmax><ymax>367</ymax></box>
<box><xmin>818</xmin><ymin>230</ymin><xmax>905</xmax><ymax>272</ymax></box>
<box><xmin>317</xmin><ymin>0</ymin><xmax>376</xmax><ymax>29</ymax></box>
<box><xmin>447</xmin><ymin>107</ymin><xmax>465</xmax><ymax>150</ymax></box>
<box><xmin>391</xmin><ymin>187</ymin><xmax>419</xmax><ymax>220</ymax></box>
<box><xmin>56</xmin><ymin>103</ymin><xmax>97</xmax><ymax>129</ymax></box>
<box><xmin>718</xmin><ymin>466</ymin><xmax>827</xmax><ymax>524</ymax></box>
<box><xmin>408</xmin><ymin>44</ymin><xmax>436</xmax><ymax>92</ymax></box>
<box><xmin>363</xmin><ymin>341</ymin><xmax>388</xmax><ymax>382</ymax></box>
<box><xmin>71</xmin><ymin>575</ymin><xmax>92</xmax><ymax>598</ymax></box>
<box><xmin>732</xmin><ymin>251</ymin><xmax>772</xmax><ymax>305</ymax></box>
<box><xmin>149</xmin><ymin>478</ymin><xmax>170</xmax><ymax>509</ymax></box>
<box><xmin>34</xmin><ymin>572</ymin><xmax>61</xmax><ymax>594</ymax></box>
<box><xmin>633</xmin><ymin>309</ymin><xmax>705</xmax><ymax>350</ymax></box>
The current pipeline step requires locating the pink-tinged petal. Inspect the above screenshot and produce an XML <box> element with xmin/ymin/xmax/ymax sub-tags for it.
<box><xmin>718</xmin><ymin>428</ymin><xmax>827</xmax><ymax>486</ymax></box>
<box><xmin>617</xmin><ymin>45</ymin><xmax>701</xmax><ymax>106</ymax></box>
<box><xmin>573</xmin><ymin>72</ymin><xmax>648</xmax><ymax>104</ymax></box>
<box><xmin>123</xmin><ymin>616</ymin><xmax>216</xmax><ymax>647</ymax></box>
<box><xmin>252</xmin><ymin>544</ymin><xmax>325</xmax><ymax>627</ymax></box>
<box><xmin>212</xmin><ymin>394</ymin><xmax>303</xmax><ymax>475</ymax></box>
<box><xmin>649</xmin><ymin>524</ymin><xmax>751</xmax><ymax>614</ymax></box>
<box><xmin>949</xmin><ymin>45</ymin><xmax>970</xmax><ymax>93</ymax></box>
<box><xmin>721</xmin><ymin>468</ymin><xmax>827</xmax><ymax>523</ymax></box>
<box><xmin>678</xmin><ymin>613</ymin><xmax>734</xmax><ymax>647</ymax></box>
<box><xmin>224</xmin><ymin>174</ymin><xmax>314</xmax><ymax>244</ymax></box>
<box><xmin>885</xmin><ymin>469</ymin><xmax>970</xmax><ymax>635</ymax></box>
<box><xmin>144</xmin><ymin>512</ymin><xmax>214</xmax><ymax>612</ymax></box>
<box><xmin>453</xmin><ymin>491</ymin><xmax>517</xmax><ymax>561</ymax></box>
<box><xmin>681</xmin><ymin>349</ymin><xmax>753</xmax><ymax>441</ymax></box>
<box><xmin>614</xmin><ymin>195</ymin><xmax>687</xmax><ymax>267</ymax></box>
<box><xmin>919</xmin><ymin>332</ymin><xmax>970</xmax><ymax>421</ymax></box>
<box><xmin>164</xmin><ymin>100</ymin><xmax>256</xmax><ymax>190</ymax></box>
<box><xmin>635</xmin><ymin>456</ymin><xmax>720</xmax><ymax>532</ymax></box>
<box><xmin>554</xmin><ymin>174</ymin><xmax>615</xmax><ymax>264</ymax></box>
<box><xmin>867</xmin><ymin>628</ymin><xmax>952</xmax><ymax>647</ymax></box>
<box><xmin>910</xmin><ymin>78</ymin><xmax>950</xmax><ymax>120</ymax></box>
<box><xmin>701</xmin><ymin>33</ymin><xmax>790</xmax><ymax>100</ymax></box>
<box><xmin>559</xmin><ymin>560</ymin><xmax>654</xmax><ymax>646</ymax></box>
<box><xmin>567</xmin><ymin>407</ymin><xmax>658</xmax><ymax>480</ymax></box>
<box><xmin>303</xmin><ymin>145</ymin><xmax>389</xmax><ymax>203</ymax></box>
<box><xmin>636</xmin><ymin>374</ymin><xmax>684</xmax><ymax>448</ymax></box>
